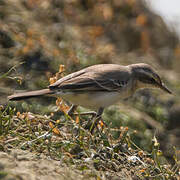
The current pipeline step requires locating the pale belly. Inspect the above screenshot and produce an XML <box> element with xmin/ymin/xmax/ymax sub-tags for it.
<box><xmin>56</xmin><ymin>91</ymin><xmax>131</xmax><ymax>110</ymax></box>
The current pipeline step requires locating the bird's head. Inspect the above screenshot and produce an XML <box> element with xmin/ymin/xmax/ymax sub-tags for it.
<box><xmin>129</xmin><ymin>63</ymin><xmax>172</xmax><ymax>94</ymax></box>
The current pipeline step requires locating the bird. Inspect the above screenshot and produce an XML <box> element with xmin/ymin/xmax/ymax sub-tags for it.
<box><xmin>8</xmin><ymin>63</ymin><xmax>172</xmax><ymax>131</ymax></box>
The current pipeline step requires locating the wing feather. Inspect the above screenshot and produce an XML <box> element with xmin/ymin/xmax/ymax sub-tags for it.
<box><xmin>51</xmin><ymin>77</ymin><xmax>129</xmax><ymax>92</ymax></box>
<box><xmin>49</xmin><ymin>64</ymin><xmax>131</xmax><ymax>92</ymax></box>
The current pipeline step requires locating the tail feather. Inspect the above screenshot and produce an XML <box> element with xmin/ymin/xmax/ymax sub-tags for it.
<box><xmin>8</xmin><ymin>89</ymin><xmax>54</xmax><ymax>101</ymax></box>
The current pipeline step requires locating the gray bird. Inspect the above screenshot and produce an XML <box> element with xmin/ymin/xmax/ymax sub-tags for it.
<box><xmin>8</xmin><ymin>63</ymin><xmax>172</xmax><ymax>131</ymax></box>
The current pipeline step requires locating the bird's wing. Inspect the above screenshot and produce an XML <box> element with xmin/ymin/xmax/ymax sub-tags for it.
<box><xmin>49</xmin><ymin>64</ymin><xmax>131</xmax><ymax>92</ymax></box>
<box><xmin>54</xmin><ymin>77</ymin><xmax>128</xmax><ymax>91</ymax></box>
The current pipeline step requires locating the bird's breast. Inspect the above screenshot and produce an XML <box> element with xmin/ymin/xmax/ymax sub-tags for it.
<box><xmin>55</xmin><ymin>89</ymin><xmax>132</xmax><ymax>110</ymax></box>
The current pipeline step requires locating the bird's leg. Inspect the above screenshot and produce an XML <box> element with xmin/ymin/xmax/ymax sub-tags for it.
<box><xmin>90</xmin><ymin>107</ymin><xmax>104</xmax><ymax>133</ymax></box>
<box><xmin>68</xmin><ymin>105</ymin><xmax>96</xmax><ymax>117</ymax></box>
<box><xmin>67</xmin><ymin>104</ymin><xmax>77</xmax><ymax>115</ymax></box>
<box><xmin>68</xmin><ymin>106</ymin><xmax>105</xmax><ymax>133</ymax></box>
<box><xmin>85</xmin><ymin>107</ymin><xmax>104</xmax><ymax>133</ymax></box>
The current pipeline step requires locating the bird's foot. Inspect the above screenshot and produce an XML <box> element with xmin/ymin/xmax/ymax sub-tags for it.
<box><xmin>67</xmin><ymin>105</ymin><xmax>78</xmax><ymax>116</ymax></box>
<box><xmin>84</xmin><ymin>116</ymin><xmax>106</xmax><ymax>134</ymax></box>
<box><xmin>84</xmin><ymin>107</ymin><xmax>104</xmax><ymax>133</ymax></box>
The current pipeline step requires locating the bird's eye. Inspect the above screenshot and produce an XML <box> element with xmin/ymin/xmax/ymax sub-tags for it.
<box><xmin>144</xmin><ymin>77</ymin><xmax>155</xmax><ymax>84</ymax></box>
<box><xmin>154</xmin><ymin>76</ymin><xmax>162</xmax><ymax>85</ymax></box>
<box><xmin>150</xmin><ymin>78</ymin><xmax>156</xmax><ymax>83</ymax></box>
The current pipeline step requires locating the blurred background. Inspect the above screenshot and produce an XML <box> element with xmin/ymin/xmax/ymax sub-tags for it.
<box><xmin>0</xmin><ymin>0</ymin><xmax>179</xmax><ymax>162</ymax></box>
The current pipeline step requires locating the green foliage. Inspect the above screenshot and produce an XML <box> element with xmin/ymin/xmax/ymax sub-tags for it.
<box><xmin>0</xmin><ymin>106</ymin><xmax>15</xmax><ymax>136</ymax></box>
<box><xmin>0</xmin><ymin>171</ymin><xmax>8</xmax><ymax>179</ymax></box>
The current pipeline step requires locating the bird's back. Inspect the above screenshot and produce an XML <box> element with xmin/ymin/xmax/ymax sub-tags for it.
<box><xmin>49</xmin><ymin>64</ymin><xmax>131</xmax><ymax>91</ymax></box>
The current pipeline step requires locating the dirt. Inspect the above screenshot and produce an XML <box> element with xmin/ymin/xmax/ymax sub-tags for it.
<box><xmin>0</xmin><ymin>149</ymin><xmax>134</xmax><ymax>180</ymax></box>
<box><xmin>0</xmin><ymin>149</ymin><xmax>89</xmax><ymax>180</ymax></box>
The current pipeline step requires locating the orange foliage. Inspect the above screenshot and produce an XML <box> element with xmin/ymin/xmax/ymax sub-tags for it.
<box><xmin>87</xmin><ymin>26</ymin><xmax>104</xmax><ymax>39</ymax></box>
<box><xmin>53</xmin><ymin>49</ymin><xmax>61</xmax><ymax>57</ymax></box>
<box><xmin>64</xmin><ymin>152</ymin><xmax>75</xmax><ymax>158</ymax></box>
<box><xmin>138</xmin><ymin>150</ymin><xmax>144</xmax><ymax>157</ymax></box>
<box><xmin>101</xmin><ymin>4</ymin><xmax>113</xmax><ymax>21</ymax></box>
<box><xmin>75</xmin><ymin>116</ymin><xmax>79</xmax><ymax>124</ymax></box>
<box><xmin>27</xmin><ymin>29</ymin><xmax>36</xmax><ymax>37</ymax></box>
<box><xmin>26</xmin><ymin>0</ymin><xmax>42</xmax><ymax>8</ymax></box>
<box><xmin>56</xmin><ymin>97</ymin><xmax>70</xmax><ymax>114</ymax></box>
<box><xmin>49</xmin><ymin>77</ymin><xmax>57</xmax><ymax>85</ymax></box>
<box><xmin>119</xmin><ymin>126</ymin><xmax>129</xmax><ymax>139</ymax></box>
<box><xmin>49</xmin><ymin>64</ymin><xmax>65</xmax><ymax>85</ymax></box>
<box><xmin>126</xmin><ymin>0</ymin><xmax>135</xmax><ymax>6</ymax></box>
<box><xmin>59</xmin><ymin>64</ymin><xmax>65</xmax><ymax>74</ymax></box>
<box><xmin>174</xmin><ymin>45</ymin><xmax>180</xmax><ymax>57</ymax></box>
<box><xmin>99</xmin><ymin>120</ymin><xmax>104</xmax><ymax>128</ymax></box>
<box><xmin>26</xmin><ymin>38</ymin><xmax>34</xmax><ymax>48</ymax></box>
<box><xmin>136</xmin><ymin>14</ymin><xmax>147</xmax><ymax>27</ymax></box>
<box><xmin>22</xmin><ymin>46</ymin><xmax>30</xmax><ymax>54</ymax></box>
<box><xmin>139</xmin><ymin>168</ymin><xmax>146</xmax><ymax>173</ymax></box>
<box><xmin>141</xmin><ymin>30</ymin><xmax>150</xmax><ymax>52</ymax></box>
<box><xmin>49</xmin><ymin>122</ymin><xmax>61</xmax><ymax>135</ymax></box>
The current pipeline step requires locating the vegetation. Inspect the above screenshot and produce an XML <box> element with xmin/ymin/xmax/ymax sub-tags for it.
<box><xmin>0</xmin><ymin>103</ymin><xmax>179</xmax><ymax>179</ymax></box>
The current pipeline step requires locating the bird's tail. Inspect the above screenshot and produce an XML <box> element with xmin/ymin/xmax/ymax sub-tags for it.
<box><xmin>8</xmin><ymin>89</ymin><xmax>54</xmax><ymax>101</ymax></box>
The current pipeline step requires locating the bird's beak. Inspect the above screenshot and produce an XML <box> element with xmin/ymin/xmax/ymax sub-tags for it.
<box><xmin>159</xmin><ymin>83</ymin><xmax>172</xmax><ymax>94</ymax></box>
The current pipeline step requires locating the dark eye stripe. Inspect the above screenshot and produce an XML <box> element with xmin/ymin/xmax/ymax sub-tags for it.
<box><xmin>139</xmin><ymin>76</ymin><xmax>157</xmax><ymax>84</ymax></box>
